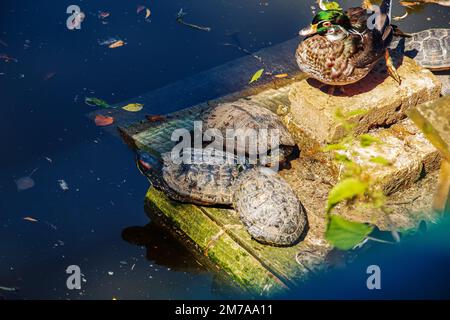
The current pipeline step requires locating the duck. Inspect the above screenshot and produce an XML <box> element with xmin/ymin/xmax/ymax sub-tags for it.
<box><xmin>296</xmin><ymin>0</ymin><xmax>401</xmax><ymax>88</ymax></box>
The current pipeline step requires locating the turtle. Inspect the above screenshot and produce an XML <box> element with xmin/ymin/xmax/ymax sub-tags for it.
<box><xmin>390</xmin><ymin>28</ymin><xmax>450</xmax><ymax>71</ymax></box>
<box><xmin>233</xmin><ymin>167</ymin><xmax>307</xmax><ymax>246</ymax></box>
<box><xmin>137</xmin><ymin>149</ymin><xmax>307</xmax><ymax>246</ymax></box>
<box><xmin>137</xmin><ymin>148</ymin><xmax>252</xmax><ymax>206</ymax></box>
<box><xmin>201</xmin><ymin>100</ymin><xmax>296</xmax><ymax>165</ymax></box>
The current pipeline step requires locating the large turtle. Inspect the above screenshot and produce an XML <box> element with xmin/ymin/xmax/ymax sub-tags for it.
<box><xmin>137</xmin><ymin>149</ymin><xmax>307</xmax><ymax>246</ymax></box>
<box><xmin>201</xmin><ymin>100</ymin><xmax>296</xmax><ymax>165</ymax></box>
<box><xmin>233</xmin><ymin>167</ymin><xmax>307</xmax><ymax>246</ymax></box>
<box><xmin>391</xmin><ymin>28</ymin><xmax>450</xmax><ymax>71</ymax></box>
<box><xmin>138</xmin><ymin>148</ymin><xmax>252</xmax><ymax>206</ymax></box>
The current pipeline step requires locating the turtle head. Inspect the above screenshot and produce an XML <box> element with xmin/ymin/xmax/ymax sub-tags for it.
<box><xmin>135</xmin><ymin>150</ymin><xmax>164</xmax><ymax>188</ymax></box>
<box><xmin>300</xmin><ymin>10</ymin><xmax>351</xmax><ymax>37</ymax></box>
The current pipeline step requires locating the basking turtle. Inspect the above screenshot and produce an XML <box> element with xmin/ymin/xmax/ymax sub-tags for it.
<box><xmin>137</xmin><ymin>149</ymin><xmax>307</xmax><ymax>246</ymax></box>
<box><xmin>137</xmin><ymin>148</ymin><xmax>252</xmax><ymax>206</ymax></box>
<box><xmin>390</xmin><ymin>28</ymin><xmax>450</xmax><ymax>71</ymax></box>
<box><xmin>201</xmin><ymin>100</ymin><xmax>296</xmax><ymax>164</ymax></box>
<box><xmin>233</xmin><ymin>167</ymin><xmax>307</xmax><ymax>246</ymax></box>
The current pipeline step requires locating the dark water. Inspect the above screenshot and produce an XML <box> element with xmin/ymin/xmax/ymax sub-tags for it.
<box><xmin>0</xmin><ymin>1</ymin><xmax>449</xmax><ymax>299</ymax></box>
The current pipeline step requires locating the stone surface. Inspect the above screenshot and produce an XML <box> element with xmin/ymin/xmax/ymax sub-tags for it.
<box><xmin>285</xmin><ymin>57</ymin><xmax>442</xmax><ymax>150</ymax></box>
<box><xmin>336</xmin><ymin>119</ymin><xmax>441</xmax><ymax>195</ymax></box>
<box><xmin>407</xmin><ymin>95</ymin><xmax>450</xmax><ymax>160</ymax></box>
<box><xmin>435</xmin><ymin>73</ymin><xmax>450</xmax><ymax>96</ymax></box>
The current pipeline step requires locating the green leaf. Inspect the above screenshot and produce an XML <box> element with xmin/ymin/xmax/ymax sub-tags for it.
<box><xmin>325</xmin><ymin>215</ymin><xmax>374</xmax><ymax>250</ymax></box>
<box><xmin>323</xmin><ymin>1</ymin><xmax>342</xmax><ymax>10</ymax></box>
<box><xmin>360</xmin><ymin>134</ymin><xmax>381</xmax><ymax>147</ymax></box>
<box><xmin>370</xmin><ymin>156</ymin><xmax>391</xmax><ymax>166</ymax></box>
<box><xmin>327</xmin><ymin>178</ymin><xmax>367</xmax><ymax>213</ymax></box>
<box><xmin>85</xmin><ymin>97</ymin><xmax>112</xmax><ymax>108</ymax></box>
<box><xmin>249</xmin><ymin>68</ymin><xmax>264</xmax><ymax>84</ymax></box>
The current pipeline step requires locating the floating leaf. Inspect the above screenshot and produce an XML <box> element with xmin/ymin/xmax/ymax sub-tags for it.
<box><xmin>370</xmin><ymin>156</ymin><xmax>391</xmax><ymax>166</ymax></box>
<box><xmin>327</xmin><ymin>178</ymin><xmax>367</xmax><ymax>213</ymax></box>
<box><xmin>249</xmin><ymin>68</ymin><xmax>264</xmax><ymax>84</ymax></box>
<box><xmin>16</xmin><ymin>177</ymin><xmax>35</xmax><ymax>191</ymax></box>
<box><xmin>137</xmin><ymin>5</ymin><xmax>146</xmax><ymax>14</ymax></box>
<box><xmin>94</xmin><ymin>114</ymin><xmax>114</xmax><ymax>127</ymax></box>
<box><xmin>85</xmin><ymin>97</ymin><xmax>111</xmax><ymax>108</ymax></box>
<box><xmin>109</xmin><ymin>40</ymin><xmax>125</xmax><ymax>49</ymax></box>
<box><xmin>23</xmin><ymin>216</ymin><xmax>38</xmax><ymax>222</ymax></box>
<box><xmin>99</xmin><ymin>11</ymin><xmax>110</xmax><ymax>19</ymax></box>
<box><xmin>122</xmin><ymin>103</ymin><xmax>143</xmax><ymax>112</ymax></box>
<box><xmin>360</xmin><ymin>134</ymin><xmax>381</xmax><ymax>147</ymax></box>
<box><xmin>43</xmin><ymin>72</ymin><xmax>56</xmax><ymax>81</ymax></box>
<box><xmin>58</xmin><ymin>179</ymin><xmax>69</xmax><ymax>191</ymax></box>
<box><xmin>274</xmin><ymin>73</ymin><xmax>288</xmax><ymax>79</ymax></box>
<box><xmin>145</xmin><ymin>8</ymin><xmax>151</xmax><ymax>19</ymax></box>
<box><xmin>325</xmin><ymin>215</ymin><xmax>373</xmax><ymax>250</ymax></box>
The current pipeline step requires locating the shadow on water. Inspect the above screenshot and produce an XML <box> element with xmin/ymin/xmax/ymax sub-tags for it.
<box><xmin>122</xmin><ymin>222</ymin><xmax>206</xmax><ymax>273</ymax></box>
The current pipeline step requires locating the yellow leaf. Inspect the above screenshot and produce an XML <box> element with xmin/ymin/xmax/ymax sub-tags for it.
<box><xmin>109</xmin><ymin>40</ymin><xmax>125</xmax><ymax>49</ymax></box>
<box><xmin>274</xmin><ymin>73</ymin><xmax>288</xmax><ymax>79</ymax></box>
<box><xmin>145</xmin><ymin>8</ymin><xmax>151</xmax><ymax>19</ymax></box>
<box><xmin>249</xmin><ymin>68</ymin><xmax>264</xmax><ymax>84</ymax></box>
<box><xmin>122</xmin><ymin>103</ymin><xmax>144</xmax><ymax>112</ymax></box>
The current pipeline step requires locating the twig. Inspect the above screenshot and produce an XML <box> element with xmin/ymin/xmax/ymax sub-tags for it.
<box><xmin>221</xmin><ymin>43</ymin><xmax>262</xmax><ymax>62</ymax></box>
<box><xmin>176</xmin><ymin>9</ymin><xmax>211</xmax><ymax>32</ymax></box>
<box><xmin>366</xmin><ymin>236</ymin><xmax>396</xmax><ymax>245</ymax></box>
<box><xmin>386</xmin><ymin>195</ymin><xmax>420</xmax><ymax>206</ymax></box>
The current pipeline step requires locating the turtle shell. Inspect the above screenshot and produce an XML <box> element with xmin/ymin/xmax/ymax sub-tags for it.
<box><xmin>392</xmin><ymin>28</ymin><xmax>450</xmax><ymax>71</ymax></box>
<box><xmin>201</xmin><ymin>100</ymin><xmax>295</xmax><ymax>157</ymax></box>
<box><xmin>162</xmin><ymin>148</ymin><xmax>251</xmax><ymax>206</ymax></box>
<box><xmin>233</xmin><ymin>167</ymin><xmax>307</xmax><ymax>246</ymax></box>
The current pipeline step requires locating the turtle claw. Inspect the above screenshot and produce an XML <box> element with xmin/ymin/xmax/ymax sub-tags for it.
<box><xmin>385</xmin><ymin>49</ymin><xmax>402</xmax><ymax>85</ymax></box>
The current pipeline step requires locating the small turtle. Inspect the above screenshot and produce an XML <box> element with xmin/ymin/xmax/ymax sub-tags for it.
<box><xmin>201</xmin><ymin>100</ymin><xmax>296</xmax><ymax>164</ymax></box>
<box><xmin>138</xmin><ymin>148</ymin><xmax>252</xmax><ymax>206</ymax></box>
<box><xmin>390</xmin><ymin>28</ymin><xmax>450</xmax><ymax>71</ymax></box>
<box><xmin>137</xmin><ymin>149</ymin><xmax>307</xmax><ymax>246</ymax></box>
<box><xmin>233</xmin><ymin>167</ymin><xmax>307</xmax><ymax>246</ymax></box>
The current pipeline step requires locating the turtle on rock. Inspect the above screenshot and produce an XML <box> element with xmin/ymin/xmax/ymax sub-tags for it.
<box><xmin>201</xmin><ymin>100</ymin><xmax>296</xmax><ymax>165</ymax></box>
<box><xmin>137</xmin><ymin>149</ymin><xmax>307</xmax><ymax>246</ymax></box>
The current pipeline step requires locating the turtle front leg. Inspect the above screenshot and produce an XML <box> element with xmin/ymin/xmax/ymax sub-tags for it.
<box><xmin>385</xmin><ymin>49</ymin><xmax>402</xmax><ymax>85</ymax></box>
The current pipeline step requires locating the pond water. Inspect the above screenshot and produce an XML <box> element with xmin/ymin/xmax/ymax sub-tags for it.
<box><xmin>0</xmin><ymin>0</ymin><xmax>449</xmax><ymax>299</ymax></box>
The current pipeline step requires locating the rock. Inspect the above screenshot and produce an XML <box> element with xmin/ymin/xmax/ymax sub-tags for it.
<box><xmin>335</xmin><ymin>119</ymin><xmax>441</xmax><ymax>195</ymax></box>
<box><xmin>407</xmin><ymin>95</ymin><xmax>450</xmax><ymax>160</ymax></box>
<box><xmin>435</xmin><ymin>73</ymin><xmax>450</xmax><ymax>96</ymax></box>
<box><xmin>284</xmin><ymin>57</ymin><xmax>442</xmax><ymax>151</ymax></box>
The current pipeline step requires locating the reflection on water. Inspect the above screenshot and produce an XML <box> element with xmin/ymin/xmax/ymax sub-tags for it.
<box><xmin>122</xmin><ymin>223</ymin><xmax>206</xmax><ymax>273</ymax></box>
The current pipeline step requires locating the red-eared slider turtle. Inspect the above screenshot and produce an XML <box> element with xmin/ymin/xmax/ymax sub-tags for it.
<box><xmin>137</xmin><ymin>150</ymin><xmax>307</xmax><ymax>246</ymax></box>
<box><xmin>390</xmin><ymin>28</ymin><xmax>450</xmax><ymax>71</ymax></box>
<box><xmin>233</xmin><ymin>167</ymin><xmax>307</xmax><ymax>246</ymax></box>
<box><xmin>201</xmin><ymin>100</ymin><xmax>296</xmax><ymax>164</ymax></box>
<box><xmin>137</xmin><ymin>148</ymin><xmax>252</xmax><ymax>206</ymax></box>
